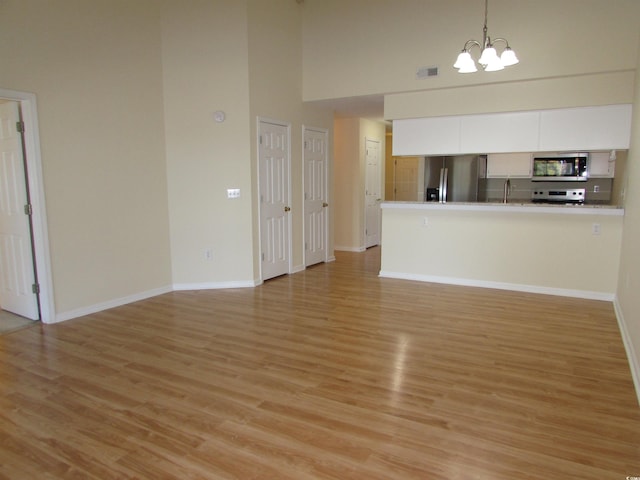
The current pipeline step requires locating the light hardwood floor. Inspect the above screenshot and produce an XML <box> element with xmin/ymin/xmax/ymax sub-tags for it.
<box><xmin>1</xmin><ymin>247</ymin><xmax>638</xmax><ymax>479</ymax></box>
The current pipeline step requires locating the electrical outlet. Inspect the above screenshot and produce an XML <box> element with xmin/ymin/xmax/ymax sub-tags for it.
<box><xmin>592</xmin><ymin>223</ymin><xmax>601</xmax><ymax>235</ymax></box>
<box><xmin>593</xmin><ymin>185</ymin><xmax>600</xmax><ymax>193</ymax></box>
<box><xmin>422</xmin><ymin>217</ymin><xmax>429</xmax><ymax>227</ymax></box>
<box><xmin>227</xmin><ymin>188</ymin><xmax>240</xmax><ymax>199</ymax></box>
<box><xmin>204</xmin><ymin>248</ymin><xmax>213</xmax><ymax>261</ymax></box>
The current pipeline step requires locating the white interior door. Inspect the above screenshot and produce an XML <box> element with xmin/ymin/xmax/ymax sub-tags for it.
<box><xmin>365</xmin><ymin>138</ymin><xmax>381</xmax><ymax>248</ymax></box>
<box><xmin>0</xmin><ymin>101</ymin><xmax>39</xmax><ymax>320</ymax></box>
<box><xmin>259</xmin><ymin>120</ymin><xmax>291</xmax><ymax>281</ymax></box>
<box><xmin>303</xmin><ymin>127</ymin><xmax>328</xmax><ymax>267</ymax></box>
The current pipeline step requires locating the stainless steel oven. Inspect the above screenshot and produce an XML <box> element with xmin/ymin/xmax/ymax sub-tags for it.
<box><xmin>532</xmin><ymin>153</ymin><xmax>588</xmax><ymax>181</ymax></box>
<box><xmin>532</xmin><ymin>188</ymin><xmax>585</xmax><ymax>204</ymax></box>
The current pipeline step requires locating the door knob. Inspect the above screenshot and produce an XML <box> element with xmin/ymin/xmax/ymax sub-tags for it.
<box><xmin>322</xmin><ymin>202</ymin><xmax>328</xmax><ymax>207</ymax></box>
<box><xmin>284</xmin><ymin>206</ymin><xmax>291</xmax><ymax>212</ymax></box>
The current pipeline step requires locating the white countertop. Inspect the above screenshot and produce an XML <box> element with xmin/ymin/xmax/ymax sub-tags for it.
<box><xmin>380</xmin><ymin>201</ymin><xmax>624</xmax><ymax>216</ymax></box>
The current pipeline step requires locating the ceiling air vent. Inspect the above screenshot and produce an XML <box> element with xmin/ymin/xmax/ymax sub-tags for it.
<box><xmin>416</xmin><ymin>66</ymin><xmax>439</xmax><ymax>79</ymax></box>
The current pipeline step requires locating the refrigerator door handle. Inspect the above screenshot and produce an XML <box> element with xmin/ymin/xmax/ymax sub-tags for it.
<box><xmin>438</xmin><ymin>168</ymin><xmax>445</xmax><ymax>203</ymax></box>
<box><xmin>442</xmin><ymin>167</ymin><xmax>449</xmax><ymax>203</ymax></box>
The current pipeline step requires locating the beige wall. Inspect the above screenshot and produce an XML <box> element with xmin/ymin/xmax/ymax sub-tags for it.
<box><xmin>303</xmin><ymin>0</ymin><xmax>640</xmax><ymax>397</ymax></box>
<box><xmin>162</xmin><ymin>0</ymin><xmax>254</xmax><ymax>287</ymax></box>
<box><xmin>381</xmin><ymin>207</ymin><xmax>623</xmax><ymax>298</ymax></box>
<box><xmin>303</xmin><ymin>0</ymin><xmax>640</xmax><ymax>103</ymax></box>
<box><xmin>0</xmin><ymin>0</ymin><xmax>336</xmax><ymax>321</ymax></box>
<box><xmin>334</xmin><ymin>118</ymin><xmax>385</xmax><ymax>250</ymax></box>
<box><xmin>385</xmin><ymin>72</ymin><xmax>636</xmax><ymax>119</ymax></box>
<box><xmin>247</xmin><ymin>0</ymin><xmax>335</xmax><ymax>273</ymax></box>
<box><xmin>616</xmin><ymin>39</ymin><xmax>640</xmax><ymax>399</ymax></box>
<box><xmin>0</xmin><ymin>0</ymin><xmax>172</xmax><ymax>316</ymax></box>
<box><xmin>334</xmin><ymin>118</ymin><xmax>360</xmax><ymax>250</ymax></box>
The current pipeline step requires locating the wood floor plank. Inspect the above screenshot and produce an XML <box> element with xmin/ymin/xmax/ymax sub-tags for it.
<box><xmin>0</xmin><ymin>247</ymin><xmax>639</xmax><ymax>479</ymax></box>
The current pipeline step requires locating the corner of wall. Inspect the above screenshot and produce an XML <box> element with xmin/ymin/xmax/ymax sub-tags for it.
<box><xmin>614</xmin><ymin>296</ymin><xmax>640</xmax><ymax>406</ymax></box>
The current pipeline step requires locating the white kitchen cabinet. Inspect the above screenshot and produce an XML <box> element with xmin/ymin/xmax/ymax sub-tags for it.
<box><xmin>460</xmin><ymin>111</ymin><xmax>540</xmax><ymax>153</ymax></box>
<box><xmin>539</xmin><ymin>104</ymin><xmax>632</xmax><ymax>151</ymax></box>
<box><xmin>589</xmin><ymin>151</ymin><xmax>616</xmax><ymax>178</ymax></box>
<box><xmin>486</xmin><ymin>153</ymin><xmax>532</xmax><ymax>178</ymax></box>
<box><xmin>392</xmin><ymin>104</ymin><xmax>632</xmax><ymax>156</ymax></box>
<box><xmin>392</xmin><ymin>116</ymin><xmax>460</xmax><ymax>156</ymax></box>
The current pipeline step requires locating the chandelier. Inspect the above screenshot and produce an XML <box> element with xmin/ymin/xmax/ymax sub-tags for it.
<box><xmin>453</xmin><ymin>0</ymin><xmax>519</xmax><ymax>73</ymax></box>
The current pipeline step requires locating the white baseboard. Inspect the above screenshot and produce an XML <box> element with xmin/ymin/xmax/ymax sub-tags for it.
<box><xmin>53</xmin><ymin>285</ymin><xmax>173</xmax><ymax>324</ymax></box>
<box><xmin>378</xmin><ymin>271</ymin><xmax>616</xmax><ymax>301</ymax></box>
<box><xmin>334</xmin><ymin>245</ymin><xmax>366</xmax><ymax>252</ymax></box>
<box><xmin>613</xmin><ymin>297</ymin><xmax>640</xmax><ymax>406</ymax></box>
<box><xmin>327</xmin><ymin>255</ymin><xmax>336</xmax><ymax>263</ymax></box>
<box><xmin>173</xmin><ymin>280</ymin><xmax>258</xmax><ymax>291</ymax></box>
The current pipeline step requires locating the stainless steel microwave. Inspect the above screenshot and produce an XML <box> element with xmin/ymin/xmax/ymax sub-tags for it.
<box><xmin>532</xmin><ymin>153</ymin><xmax>588</xmax><ymax>181</ymax></box>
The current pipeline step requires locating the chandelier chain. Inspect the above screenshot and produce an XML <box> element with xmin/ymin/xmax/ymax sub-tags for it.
<box><xmin>483</xmin><ymin>0</ymin><xmax>489</xmax><ymax>47</ymax></box>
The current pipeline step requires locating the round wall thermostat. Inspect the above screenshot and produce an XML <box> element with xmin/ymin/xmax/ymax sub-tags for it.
<box><xmin>214</xmin><ymin>111</ymin><xmax>226</xmax><ymax>123</ymax></box>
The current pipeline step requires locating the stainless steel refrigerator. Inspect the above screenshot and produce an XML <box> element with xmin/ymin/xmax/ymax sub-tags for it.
<box><xmin>424</xmin><ymin>155</ymin><xmax>486</xmax><ymax>203</ymax></box>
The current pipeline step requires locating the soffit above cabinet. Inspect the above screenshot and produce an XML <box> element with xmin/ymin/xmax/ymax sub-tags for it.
<box><xmin>392</xmin><ymin>104</ymin><xmax>632</xmax><ymax>156</ymax></box>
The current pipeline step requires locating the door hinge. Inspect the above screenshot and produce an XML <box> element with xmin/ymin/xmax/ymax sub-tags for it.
<box><xmin>259</xmin><ymin>135</ymin><xmax>263</xmax><ymax>145</ymax></box>
<box><xmin>32</xmin><ymin>283</ymin><xmax>40</xmax><ymax>294</ymax></box>
<box><xmin>261</xmin><ymin>252</ymin><xmax>265</xmax><ymax>261</ymax></box>
<box><xmin>16</xmin><ymin>121</ymin><xmax>25</xmax><ymax>133</ymax></box>
<box><xmin>24</xmin><ymin>204</ymin><xmax>33</xmax><ymax>216</ymax></box>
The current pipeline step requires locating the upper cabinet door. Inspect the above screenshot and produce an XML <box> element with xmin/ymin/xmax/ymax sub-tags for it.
<box><xmin>392</xmin><ymin>116</ymin><xmax>460</xmax><ymax>156</ymax></box>
<box><xmin>460</xmin><ymin>111</ymin><xmax>540</xmax><ymax>153</ymax></box>
<box><xmin>486</xmin><ymin>153</ymin><xmax>533</xmax><ymax>178</ymax></box>
<box><xmin>539</xmin><ymin>104</ymin><xmax>632</xmax><ymax>151</ymax></box>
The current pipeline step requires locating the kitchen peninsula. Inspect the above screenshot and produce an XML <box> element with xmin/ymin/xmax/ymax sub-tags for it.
<box><xmin>379</xmin><ymin>201</ymin><xmax>623</xmax><ymax>300</ymax></box>
<box><xmin>384</xmin><ymin>104</ymin><xmax>632</xmax><ymax>300</ymax></box>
